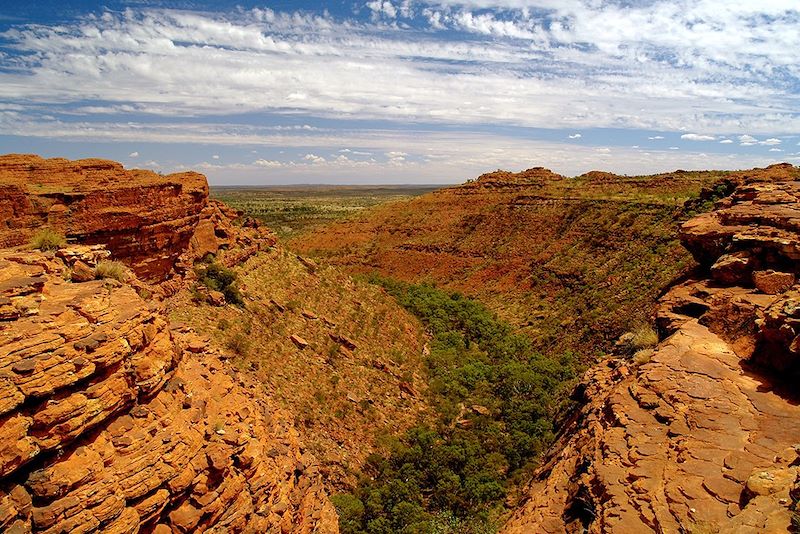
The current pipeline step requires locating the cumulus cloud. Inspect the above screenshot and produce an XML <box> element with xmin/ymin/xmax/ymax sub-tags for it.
<box><xmin>719</xmin><ymin>139</ymin><xmax>733</xmax><ymax>144</ymax></box>
<box><xmin>129</xmin><ymin>151</ymin><xmax>139</xmax><ymax>157</ymax></box>
<box><xmin>303</xmin><ymin>153</ymin><xmax>327</xmax><ymax>164</ymax></box>
<box><xmin>568</xmin><ymin>133</ymin><xmax>582</xmax><ymax>139</ymax></box>
<box><xmin>212</xmin><ymin>154</ymin><xmax>220</xmax><ymax>159</ymax></box>
<box><xmin>681</xmin><ymin>134</ymin><xmax>715</xmax><ymax>141</ymax></box>
<box><xmin>254</xmin><ymin>159</ymin><xmax>283</xmax><ymax>167</ymax></box>
<box><xmin>739</xmin><ymin>134</ymin><xmax>759</xmax><ymax>146</ymax></box>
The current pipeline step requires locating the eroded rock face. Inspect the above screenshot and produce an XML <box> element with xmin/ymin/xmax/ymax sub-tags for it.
<box><xmin>503</xmin><ymin>175</ymin><xmax>800</xmax><ymax>533</ymax></box>
<box><xmin>0</xmin><ymin>156</ymin><xmax>336</xmax><ymax>533</ymax></box>
<box><xmin>0</xmin><ymin>154</ymin><xmax>208</xmax><ymax>281</ymax></box>
<box><xmin>0</xmin><ymin>249</ymin><xmax>338</xmax><ymax>533</ymax></box>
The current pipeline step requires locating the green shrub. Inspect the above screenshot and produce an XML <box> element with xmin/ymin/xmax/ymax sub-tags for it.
<box><xmin>226</xmin><ymin>332</ymin><xmax>250</xmax><ymax>356</ymax></box>
<box><xmin>337</xmin><ymin>278</ymin><xmax>579</xmax><ymax>533</ymax></box>
<box><xmin>195</xmin><ymin>261</ymin><xmax>243</xmax><ymax>306</ymax></box>
<box><xmin>30</xmin><ymin>229</ymin><xmax>65</xmax><ymax>251</ymax></box>
<box><xmin>94</xmin><ymin>260</ymin><xmax>127</xmax><ymax>282</ymax></box>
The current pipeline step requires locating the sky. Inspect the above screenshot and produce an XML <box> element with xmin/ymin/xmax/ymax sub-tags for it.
<box><xmin>0</xmin><ymin>1</ymin><xmax>799</xmax><ymax>184</ymax></box>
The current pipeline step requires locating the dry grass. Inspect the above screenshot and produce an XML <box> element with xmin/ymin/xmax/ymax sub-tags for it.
<box><xmin>30</xmin><ymin>228</ymin><xmax>65</xmax><ymax>251</ymax></box>
<box><xmin>633</xmin><ymin>348</ymin><xmax>654</xmax><ymax>366</ymax></box>
<box><xmin>94</xmin><ymin>260</ymin><xmax>127</xmax><ymax>282</ymax></box>
<box><xmin>631</xmin><ymin>325</ymin><xmax>659</xmax><ymax>350</ymax></box>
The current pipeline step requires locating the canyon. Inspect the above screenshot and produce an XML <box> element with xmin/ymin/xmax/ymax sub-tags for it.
<box><xmin>1</xmin><ymin>154</ymin><xmax>799</xmax><ymax>533</ymax></box>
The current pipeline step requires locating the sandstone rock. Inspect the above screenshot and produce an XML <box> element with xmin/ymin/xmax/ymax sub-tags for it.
<box><xmin>0</xmin><ymin>160</ymin><xmax>338</xmax><ymax>533</ymax></box>
<box><xmin>208</xmin><ymin>290</ymin><xmax>226</xmax><ymax>306</ymax></box>
<box><xmin>503</xmin><ymin>174</ymin><xmax>800</xmax><ymax>534</ymax></box>
<box><xmin>753</xmin><ymin>270</ymin><xmax>795</xmax><ymax>295</ymax></box>
<box><xmin>711</xmin><ymin>251</ymin><xmax>757</xmax><ymax>285</ymax></box>
<box><xmin>71</xmin><ymin>260</ymin><xmax>95</xmax><ymax>282</ymax></box>
<box><xmin>0</xmin><ymin>154</ymin><xmax>208</xmax><ymax>281</ymax></box>
<box><xmin>290</xmin><ymin>335</ymin><xmax>309</xmax><ymax>349</ymax></box>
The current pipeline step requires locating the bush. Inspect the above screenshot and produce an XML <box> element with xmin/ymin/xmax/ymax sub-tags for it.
<box><xmin>94</xmin><ymin>260</ymin><xmax>127</xmax><ymax>282</ymax></box>
<box><xmin>30</xmin><ymin>229</ymin><xmax>65</xmax><ymax>251</ymax></box>
<box><xmin>633</xmin><ymin>348</ymin><xmax>654</xmax><ymax>366</ymax></box>
<box><xmin>337</xmin><ymin>278</ymin><xmax>579</xmax><ymax>533</ymax></box>
<box><xmin>630</xmin><ymin>325</ymin><xmax>658</xmax><ymax>350</ymax></box>
<box><xmin>226</xmin><ymin>332</ymin><xmax>250</xmax><ymax>356</ymax></box>
<box><xmin>196</xmin><ymin>261</ymin><xmax>243</xmax><ymax>306</ymax></box>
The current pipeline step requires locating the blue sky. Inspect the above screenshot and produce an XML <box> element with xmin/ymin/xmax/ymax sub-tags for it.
<box><xmin>0</xmin><ymin>1</ymin><xmax>799</xmax><ymax>184</ymax></box>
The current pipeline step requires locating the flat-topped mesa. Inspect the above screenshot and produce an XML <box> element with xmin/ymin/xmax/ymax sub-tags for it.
<box><xmin>0</xmin><ymin>154</ymin><xmax>208</xmax><ymax>281</ymax></box>
<box><xmin>465</xmin><ymin>166</ymin><xmax>565</xmax><ymax>189</ymax></box>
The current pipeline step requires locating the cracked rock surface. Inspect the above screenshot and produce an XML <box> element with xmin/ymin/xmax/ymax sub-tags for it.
<box><xmin>503</xmin><ymin>172</ymin><xmax>800</xmax><ymax>533</ymax></box>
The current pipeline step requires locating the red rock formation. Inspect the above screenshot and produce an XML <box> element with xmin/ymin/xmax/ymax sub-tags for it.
<box><xmin>0</xmin><ymin>248</ymin><xmax>337</xmax><ymax>534</ymax></box>
<box><xmin>503</xmin><ymin>175</ymin><xmax>800</xmax><ymax>533</ymax></box>
<box><xmin>0</xmin><ymin>154</ymin><xmax>208</xmax><ymax>281</ymax></box>
<box><xmin>0</xmin><ymin>156</ymin><xmax>337</xmax><ymax>533</ymax></box>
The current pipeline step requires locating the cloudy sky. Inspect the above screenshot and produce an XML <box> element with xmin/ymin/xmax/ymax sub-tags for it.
<box><xmin>1</xmin><ymin>1</ymin><xmax>798</xmax><ymax>184</ymax></box>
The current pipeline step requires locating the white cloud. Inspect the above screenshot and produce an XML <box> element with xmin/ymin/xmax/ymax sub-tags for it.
<box><xmin>568</xmin><ymin>133</ymin><xmax>582</xmax><ymax>139</ymax></box>
<box><xmin>769</xmin><ymin>148</ymin><xmax>783</xmax><ymax>152</ymax></box>
<box><xmin>253</xmin><ymin>159</ymin><xmax>283</xmax><ymax>167</ymax></box>
<box><xmin>212</xmin><ymin>154</ymin><xmax>220</xmax><ymax>159</ymax></box>
<box><xmin>648</xmin><ymin>136</ymin><xmax>665</xmax><ymax>140</ymax></box>
<box><xmin>303</xmin><ymin>153</ymin><xmax>327</xmax><ymax>164</ymax></box>
<box><xmin>681</xmin><ymin>134</ymin><xmax>715</xmax><ymax>141</ymax></box>
<box><xmin>739</xmin><ymin>135</ymin><xmax>783</xmax><ymax>146</ymax></box>
<box><xmin>739</xmin><ymin>134</ymin><xmax>758</xmax><ymax>146</ymax></box>
<box><xmin>720</xmin><ymin>139</ymin><xmax>734</xmax><ymax>144</ymax></box>
<box><xmin>0</xmin><ymin>5</ymin><xmax>798</xmax><ymax>136</ymax></box>
<box><xmin>128</xmin><ymin>151</ymin><xmax>139</xmax><ymax>157</ymax></box>
<box><xmin>366</xmin><ymin>1</ymin><xmax>398</xmax><ymax>19</ymax></box>
<box><xmin>669</xmin><ymin>147</ymin><xmax>679</xmax><ymax>150</ymax></box>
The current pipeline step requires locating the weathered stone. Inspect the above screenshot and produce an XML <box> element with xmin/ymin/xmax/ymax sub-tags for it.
<box><xmin>503</xmin><ymin>173</ymin><xmax>800</xmax><ymax>534</ymax></box>
<box><xmin>290</xmin><ymin>335</ymin><xmax>309</xmax><ymax>349</ymax></box>
<box><xmin>71</xmin><ymin>261</ymin><xmax>95</xmax><ymax>283</ymax></box>
<box><xmin>753</xmin><ymin>270</ymin><xmax>795</xmax><ymax>295</ymax></box>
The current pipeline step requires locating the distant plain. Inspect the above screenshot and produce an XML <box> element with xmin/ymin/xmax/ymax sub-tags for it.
<box><xmin>212</xmin><ymin>185</ymin><xmax>443</xmax><ymax>238</ymax></box>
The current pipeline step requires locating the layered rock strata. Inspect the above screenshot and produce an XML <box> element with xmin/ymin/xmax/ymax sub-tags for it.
<box><xmin>0</xmin><ymin>154</ymin><xmax>208</xmax><ymax>280</ymax></box>
<box><xmin>0</xmin><ymin>156</ymin><xmax>337</xmax><ymax>533</ymax></box>
<box><xmin>503</xmin><ymin>175</ymin><xmax>800</xmax><ymax>533</ymax></box>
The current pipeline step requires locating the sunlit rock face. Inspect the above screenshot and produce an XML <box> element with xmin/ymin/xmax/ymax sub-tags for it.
<box><xmin>503</xmin><ymin>168</ymin><xmax>800</xmax><ymax>534</ymax></box>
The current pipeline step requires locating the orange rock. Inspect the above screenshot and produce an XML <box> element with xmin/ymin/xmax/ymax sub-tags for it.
<box><xmin>503</xmin><ymin>173</ymin><xmax>800</xmax><ymax>534</ymax></box>
<box><xmin>752</xmin><ymin>270</ymin><xmax>795</xmax><ymax>295</ymax></box>
<box><xmin>290</xmin><ymin>334</ymin><xmax>309</xmax><ymax>349</ymax></box>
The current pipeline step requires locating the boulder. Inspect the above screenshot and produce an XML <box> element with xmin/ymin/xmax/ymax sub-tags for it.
<box><xmin>71</xmin><ymin>260</ymin><xmax>95</xmax><ymax>283</ymax></box>
<box><xmin>753</xmin><ymin>270</ymin><xmax>795</xmax><ymax>295</ymax></box>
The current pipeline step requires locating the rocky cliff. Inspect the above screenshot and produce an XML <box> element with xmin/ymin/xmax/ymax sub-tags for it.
<box><xmin>502</xmin><ymin>172</ymin><xmax>800</xmax><ymax>533</ymax></box>
<box><xmin>0</xmin><ymin>154</ymin><xmax>210</xmax><ymax>281</ymax></box>
<box><xmin>0</xmin><ymin>156</ymin><xmax>338</xmax><ymax>533</ymax></box>
<box><xmin>292</xmin><ymin>165</ymin><xmax>787</xmax><ymax>354</ymax></box>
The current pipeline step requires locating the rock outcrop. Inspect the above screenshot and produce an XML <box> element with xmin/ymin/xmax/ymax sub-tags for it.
<box><xmin>0</xmin><ymin>154</ymin><xmax>209</xmax><ymax>281</ymax></box>
<box><xmin>0</xmin><ymin>157</ymin><xmax>337</xmax><ymax>533</ymax></box>
<box><xmin>503</xmin><ymin>174</ymin><xmax>800</xmax><ymax>532</ymax></box>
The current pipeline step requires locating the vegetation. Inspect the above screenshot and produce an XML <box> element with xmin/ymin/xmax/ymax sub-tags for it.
<box><xmin>195</xmin><ymin>257</ymin><xmax>243</xmax><ymax>305</ymax></box>
<box><xmin>94</xmin><ymin>260</ymin><xmax>127</xmax><ymax>282</ymax></box>
<box><xmin>30</xmin><ymin>228</ymin><xmax>66</xmax><ymax>251</ymax></box>
<box><xmin>334</xmin><ymin>278</ymin><xmax>579</xmax><ymax>533</ymax></box>
<box><xmin>212</xmin><ymin>185</ymin><xmax>440</xmax><ymax>239</ymax></box>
